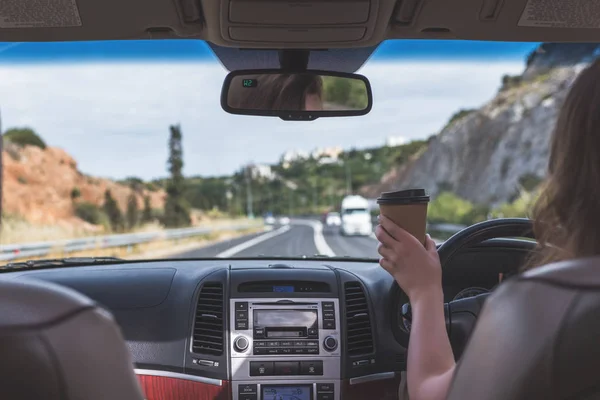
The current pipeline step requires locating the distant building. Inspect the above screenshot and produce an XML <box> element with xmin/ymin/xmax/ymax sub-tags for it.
<box><xmin>311</xmin><ymin>146</ymin><xmax>343</xmax><ymax>165</ymax></box>
<box><xmin>386</xmin><ymin>136</ymin><xmax>407</xmax><ymax>147</ymax></box>
<box><xmin>282</xmin><ymin>149</ymin><xmax>309</xmax><ymax>169</ymax></box>
<box><xmin>248</xmin><ymin>164</ymin><xmax>275</xmax><ymax>180</ymax></box>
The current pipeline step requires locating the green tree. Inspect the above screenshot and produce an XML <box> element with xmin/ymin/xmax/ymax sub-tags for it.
<box><xmin>142</xmin><ymin>195</ymin><xmax>153</xmax><ymax>223</ymax></box>
<box><xmin>3</xmin><ymin>128</ymin><xmax>47</xmax><ymax>149</ymax></box>
<box><xmin>103</xmin><ymin>189</ymin><xmax>124</xmax><ymax>232</ymax></box>
<box><xmin>126</xmin><ymin>192</ymin><xmax>139</xmax><ymax>230</ymax></box>
<box><xmin>163</xmin><ymin>124</ymin><xmax>191</xmax><ymax>227</ymax></box>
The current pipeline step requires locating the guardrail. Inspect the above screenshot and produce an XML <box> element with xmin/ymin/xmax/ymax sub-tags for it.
<box><xmin>0</xmin><ymin>223</ymin><xmax>260</xmax><ymax>262</ymax></box>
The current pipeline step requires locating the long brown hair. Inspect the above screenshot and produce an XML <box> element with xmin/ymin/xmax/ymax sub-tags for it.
<box><xmin>229</xmin><ymin>73</ymin><xmax>323</xmax><ymax>111</ymax></box>
<box><xmin>526</xmin><ymin>59</ymin><xmax>600</xmax><ymax>269</ymax></box>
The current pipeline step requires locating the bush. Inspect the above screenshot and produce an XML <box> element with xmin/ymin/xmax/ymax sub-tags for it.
<box><xmin>3</xmin><ymin>128</ymin><xmax>47</xmax><ymax>149</ymax></box>
<box><xmin>427</xmin><ymin>192</ymin><xmax>489</xmax><ymax>226</ymax></box>
<box><xmin>71</xmin><ymin>187</ymin><xmax>81</xmax><ymax>200</ymax></box>
<box><xmin>75</xmin><ymin>202</ymin><xmax>108</xmax><ymax>226</ymax></box>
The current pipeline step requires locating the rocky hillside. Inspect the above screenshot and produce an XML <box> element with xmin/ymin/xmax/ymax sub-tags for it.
<box><xmin>362</xmin><ymin>43</ymin><xmax>600</xmax><ymax>206</ymax></box>
<box><xmin>3</xmin><ymin>143</ymin><xmax>165</xmax><ymax>225</ymax></box>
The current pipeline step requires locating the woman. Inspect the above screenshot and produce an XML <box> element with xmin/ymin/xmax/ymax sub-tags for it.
<box><xmin>375</xmin><ymin>58</ymin><xmax>600</xmax><ymax>400</ymax></box>
<box><xmin>228</xmin><ymin>73</ymin><xmax>323</xmax><ymax>111</ymax></box>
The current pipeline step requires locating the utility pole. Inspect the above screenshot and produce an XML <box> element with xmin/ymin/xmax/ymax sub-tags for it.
<box><xmin>245</xmin><ymin>165</ymin><xmax>254</xmax><ymax>219</ymax></box>
<box><xmin>344</xmin><ymin>155</ymin><xmax>352</xmax><ymax>195</ymax></box>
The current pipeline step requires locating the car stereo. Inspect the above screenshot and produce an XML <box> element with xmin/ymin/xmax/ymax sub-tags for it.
<box><xmin>230</xmin><ymin>298</ymin><xmax>341</xmax><ymax>400</ymax></box>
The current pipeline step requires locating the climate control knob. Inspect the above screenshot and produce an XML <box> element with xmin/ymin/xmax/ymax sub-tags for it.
<box><xmin>323</xmin><ymin>336</ymin><xmax>338</xmax><ymax>351</ymax></box>
<box><xmin>234</xmin><ymin>336</ymin><xmax>249</xmax><ymax>352</ymax></box>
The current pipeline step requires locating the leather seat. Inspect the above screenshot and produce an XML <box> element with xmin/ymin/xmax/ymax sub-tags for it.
<box><xmin>447</xmin><ymin>257</ymin><xmax>600</xmax><ymax>400</ymax></box>
<box><xmin>0</xmin><ymin>278</ymin><xmax>145</xmax><ymax>400</ymax></box>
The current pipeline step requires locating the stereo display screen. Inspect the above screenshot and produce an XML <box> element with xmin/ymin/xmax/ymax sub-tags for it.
<box><xmin>254</xmin><ymin>310</ymin><xmax>317</xmax><ymax>328</ymax></box>
<box><xmin>262</xmin><ymin>385</ymin><xmax>312</xmax><ymax>400</ymax></box>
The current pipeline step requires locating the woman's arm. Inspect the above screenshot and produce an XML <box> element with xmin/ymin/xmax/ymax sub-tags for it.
<box><xmin>375</xmin><ymin>216</ymin><xmax>455</xmax><ymax>400</ymax></box>
<box><xmin>408</xmin><ymin>288</ymin><xmax>455</xmax><ymax>400</ymax></box>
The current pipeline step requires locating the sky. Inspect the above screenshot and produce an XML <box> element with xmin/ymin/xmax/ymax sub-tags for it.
<box><xmin>0</xmin><ymin>40</ymin><xmax>539</xmax><ymax>180</ymax></box>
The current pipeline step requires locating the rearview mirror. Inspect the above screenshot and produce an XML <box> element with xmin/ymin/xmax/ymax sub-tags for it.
<box><xmin>221</xmin><ymin>70</ymin><xmax>372</xmax><ymax>121</ymax></box>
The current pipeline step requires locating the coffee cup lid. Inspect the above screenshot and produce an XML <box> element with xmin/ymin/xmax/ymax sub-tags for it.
<box><xmin>377</xmin><ymin>189</ymin><xmax>430</xmax><ymax>205</ymax></box>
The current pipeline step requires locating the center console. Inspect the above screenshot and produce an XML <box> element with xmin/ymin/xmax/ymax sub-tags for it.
<box><xmin>230</xmin><ymin>277</ymin><xmax>342</xmax><ymax>400</ymax></box>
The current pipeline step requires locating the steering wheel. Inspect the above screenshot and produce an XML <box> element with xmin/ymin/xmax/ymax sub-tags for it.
<box><xmin>391</xmin><ymin>218</ymin><xmax>535</xmax><ymax>358</ymax></box>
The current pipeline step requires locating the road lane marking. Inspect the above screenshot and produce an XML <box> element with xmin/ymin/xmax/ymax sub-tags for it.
<box><xmin>216</xmin><ymin>225</ymin><xmax>291</xmax><ymax>258</ymax></box>
<box><xmin>293</xmin><ymin>220</ymin><xmax>336</xmax><ymax>257</ymax></box>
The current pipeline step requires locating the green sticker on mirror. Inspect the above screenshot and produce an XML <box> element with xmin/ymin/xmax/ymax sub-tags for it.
<box><xmin>242</xmin><ymin>79</ymin><xmax>257</xmax><ymax>88</ymax></box>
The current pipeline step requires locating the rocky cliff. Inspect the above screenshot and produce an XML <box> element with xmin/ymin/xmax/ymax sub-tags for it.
<box><xmin>3</xmin><ymin>143</ymin><xmax>165</xmax><ymax>226</ymax></box>
<box><xmin>362</xmin><ymin>43</ymin><xmax>600</xmax><ymax>206</ymax></box>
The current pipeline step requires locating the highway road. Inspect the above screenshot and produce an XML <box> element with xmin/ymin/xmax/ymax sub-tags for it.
<box><xmin>173</xmin><ymin>221</ymin><xmax>380</xmax><ymax>259</ymax></box>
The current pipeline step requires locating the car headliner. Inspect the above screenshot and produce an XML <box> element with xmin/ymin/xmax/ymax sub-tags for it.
<box><xmin>0</xmin><ymin>0</ymin><xmax>596</xmax><ymax>72</ymax></box>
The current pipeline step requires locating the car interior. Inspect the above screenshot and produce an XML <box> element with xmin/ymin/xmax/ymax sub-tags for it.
<box><xmin>2</xmin><ymin>0</ymin><xmax>600</xmax><ymax>399</ymax></box>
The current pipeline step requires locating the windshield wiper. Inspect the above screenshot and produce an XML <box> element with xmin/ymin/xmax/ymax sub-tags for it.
<box><xmin>1</xmin><ymin>257</ymin><xmax>123</xmax><ymax>270</ymax></box>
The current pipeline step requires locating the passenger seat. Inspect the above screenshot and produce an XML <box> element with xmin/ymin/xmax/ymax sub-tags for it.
<box><xmin>0</xmin><ymin>279</ymin><xmax>145</xmax><ymax>400</ymax></box>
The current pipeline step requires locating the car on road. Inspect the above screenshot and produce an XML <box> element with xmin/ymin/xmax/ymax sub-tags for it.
<box><xmin>265</xmin><ymin>215</ymin><xmax>276</xmax><ymax>225</ymax></box>
<box><xmin>324</xmin><ymin>212</ymin><xmax>342</xmax><ymax>227</ymax></box>
<box><xmin>340</xmin><ymin>196</ymin><xmax>373</xmax><ymax>236</ymax></box>
<box><xmin>278</xmin><ymin>216</ymin><xmax>291</xmax><ymax>225</ymax></box>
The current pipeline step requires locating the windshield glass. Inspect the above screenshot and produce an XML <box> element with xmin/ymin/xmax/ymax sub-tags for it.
<box><xmin>0</xmin><ymin>39</ymin><xmax>586</xmax><ymax>263</ymax></box>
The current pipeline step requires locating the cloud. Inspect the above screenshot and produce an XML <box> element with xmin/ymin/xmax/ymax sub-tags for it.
<box><xmin>0</xmin><ymin>59</ymin><xmax>525</xmax><ymax>180</ymax></box>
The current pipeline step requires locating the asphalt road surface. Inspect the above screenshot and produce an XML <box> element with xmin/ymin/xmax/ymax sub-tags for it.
<box><xmin>172</xmin><ymin>221</ymin><xmax>380</xmax><ymax>259</ymax></box>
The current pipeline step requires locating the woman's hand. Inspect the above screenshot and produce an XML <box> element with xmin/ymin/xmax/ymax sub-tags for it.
<box><xmin>375</xmin><ymin>215</ymin><xmax>442</xmax><ymax>302</ymax></box>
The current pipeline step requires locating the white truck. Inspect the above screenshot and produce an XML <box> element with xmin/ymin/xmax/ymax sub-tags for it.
<box><xmin>339</xmin><ymin>195</ymin><xmax>373</xmax><ymax>236</ymax></box>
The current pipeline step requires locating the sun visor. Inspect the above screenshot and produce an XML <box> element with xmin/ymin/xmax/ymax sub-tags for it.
<box><xmin>207</xmin><ymin>43</ymin><xmax>378</xmax><ymax>73</ymax></box>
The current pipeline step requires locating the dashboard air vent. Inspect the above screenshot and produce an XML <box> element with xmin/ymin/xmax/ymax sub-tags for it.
<box><xmin>192</xmin><ymin>282</ymin><xmax>224</xmax><ymax>355</ymax></box>
<box><xmin>344</xmin><ymin>281</ymin><xmax>374</xmax><ymax>356</ymax></box>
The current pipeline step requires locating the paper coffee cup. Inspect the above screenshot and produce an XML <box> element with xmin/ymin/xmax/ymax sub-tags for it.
<box><xmin>377</xmin><ymin>189</ymin><xmax>430</xmax><ymax>245</ymax></box>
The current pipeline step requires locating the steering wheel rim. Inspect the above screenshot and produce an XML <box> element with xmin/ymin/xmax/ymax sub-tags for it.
<box><xmin>437</xmin><ymin>217</ymin><xmax>535</xmax><ymax>267</ymax></box>
<box><xmin>390</xmin><ymin>218</ymin><xmax>535</xmax><ymax>349</ymax></box>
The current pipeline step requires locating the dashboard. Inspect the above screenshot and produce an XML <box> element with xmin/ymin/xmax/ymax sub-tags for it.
<box><xmin>0</xmin><ymin>239</ymin><xmax>530</xmax><ymax>400</ymax></box>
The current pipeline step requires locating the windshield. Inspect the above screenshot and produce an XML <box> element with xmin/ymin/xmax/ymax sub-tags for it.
<box><xmin>0</xmin><ymin>39</ymin><xmax>586</xmax><ymax>263</ymax></box>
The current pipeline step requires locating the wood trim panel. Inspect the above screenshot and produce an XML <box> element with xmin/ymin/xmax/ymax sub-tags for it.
<box><xmin>137</xmin><ymin>374</ymin><xmax>231</xmax><ymax>400</ymax></box>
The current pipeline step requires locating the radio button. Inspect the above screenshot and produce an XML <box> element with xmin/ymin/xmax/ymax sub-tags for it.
<box><xmin>280</xmin><ymin>348</ymin><xmax>292</xmax><ymax>354</ymax></box>
<box><xmin>308</xmin><ymin>328</ymin><xmax>318</xmax><ymax>337</ymax></box>
<box><xmin>235</xmin><ymin>302</ymin><xmax>248</xmax><ymax>311</ymax></box>
<box><xmin>306</xmin><ymin>341</ymin><xmax>319</xmax><ymax>347</ymax></box>
<box><xmin>300</xmin><ymin>361</ymin><xmax>323</xmax><ymax>376</ymax></box>
<box><xmin>253</xmin><ymin>348</ymin><xmax>267</xmax><ymax>355</ymax></box>
<box><xmin>253</xmin><ymin>328</ymin><xmax>265</xmax><ymax>338</ymax></box>
<box><xmin>323</xmin><ymin>320</ymin><xmax>336</xmax><ymax>330</ymax></box>
<box><xmin>307</xmin><ymin>348</ymin><xmax>319</xmax><ymax>354</ymax></box>
<box><xmin>293</xmin><ymin>341</ymin><xmax>305</xmax><ymax>347</ymax></box>
<box><xmin>274</xmin><ymin>361</ymin><xmax>299</xmax><ymax>375</ymax></box>
<box><xmin>236</xmin><ymin>320</ymin><xmax>248</xmax><ymax>330</ymax></box>
<box><xmin>293</xmin><ymin>348</ymin><xmax>307</xmax><ymax>354</ymax></box>
<box><xmin>250</xmin><ymin>361</ymin><xmax>273</xmax><ymax>376</ymax></box>
<box><xmin>280</xmin><ymin>341</ymin><xmax>293</xmax><ymax>347</ymax></box>
<box><xmin>323</xmin><ymin>311</ymin><xmax>335</xmax><ymax>319</ymax></box>
<box><xmin>317</xmin><ymin>393</ymin><xmax>334</xmax><ymax>400</ymax></box>
<box><xmin>317</xmin><ymin>384</ymin><xmax>334</xmax><ymax>392</ymax></box>
<box><xmin>254</xmin><ymin>341</ymin><xmax>266</xmax><ymax>348</ymax></box>
<box><xmin>322</xmin><ymin>302</ymin><xmax>334</xmax><ymax>310</ymax></box>
<box><xmin>236</xmin><ymin>311</ymin><xmax>248</xmax><ymax>320</ymax></box>
<box><xmin>239</xmin><ymin>384</ymin><xmax>257</xmax><ymax>394</ymax></box>
<box><xmin>240</xmin><ymin>395</ymin><xmax>257</xmax><ymax>400</ymax></box>
<box><xmin>267</xmin><ymin>348</ymin><xmax>280</xmax><ymax>355</ymax></box>
<box><xmin>267</xmin><ymin>341</ymin><xmax>280</xmax><ymax>347</ymax></box>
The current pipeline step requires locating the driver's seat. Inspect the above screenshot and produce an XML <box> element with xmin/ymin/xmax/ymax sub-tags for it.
<box><xmin>447</xmin><ymin>257</ymin><xmax>600</xmax><ymax>400</ymax></box>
